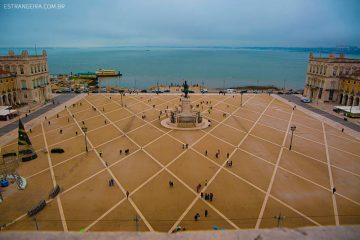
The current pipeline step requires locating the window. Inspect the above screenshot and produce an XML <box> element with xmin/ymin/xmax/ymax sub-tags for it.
<box><xmin>324</xmin><ymin>66</ymin><xmax>327</xmax><ymax>75</ymax></box>
<box><xmin>37</xmin><ymin>65</ymin><xmax>40</xmax><ymax>72</ymax></box>
<box><xmin>20</xmin><ymin>66</ymin><xmax>24</xmax><ymax>74</ymax></box>
<box><xmin>31</xmin><ymin>66</ymin><xmax>34</xmax><ymax>74</ymax></box>
<box><xmin>339</xmin><ymin>67</ymin><xmax>344</xmax><ymax>76</ymax></box>
<box><xmin>5</xmin><ymin>65</ymin><xmax>10</xmax><ymax>71</ymax></box>
<box><xmin>24</xmin><ymin>93</ymin><xmax>27</xmax><ymax>99</ymax></box>
<box><xmin>318</xmin><ymin>88</ymin><xmax>323</xmax><ymax>99</ymax></box>
<box><xmin>345</xmin><ymin>68</ymin><xmax>350</xmax><ymax>75</ymax></box>
<box><xmin>320</xmin><ymin>66</ymin><xmax>323</xmax><ymax>75</ymax></box>
<box><xmin>21</xmin><ymin>81</ymin><xmax>27</xmax><ymax>89</ymax></box>
<box><xmin>333</xmin><ymin>66</ymin><xmax>338</xmax><ymax>76</ymax></box>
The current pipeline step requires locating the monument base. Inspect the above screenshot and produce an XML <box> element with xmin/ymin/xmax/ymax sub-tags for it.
<box><xmin>161</xmin><ymin>118</ymin><xmax>211</xmax><ymax>131</ymax></box>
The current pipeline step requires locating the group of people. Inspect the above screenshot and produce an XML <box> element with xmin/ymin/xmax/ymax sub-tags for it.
<box><xmin>201</xmin><ymin>192</ymin><xmax>214</xmax><ymax>201</ymax></box>
<box><xmin>182</xmin><ymin>144</ymin><xmax>189</xmax><ymax>149</ymax></box>
<box><xmin>194</xmin><ymin>209</ymin><xmax>208</xmax><ymax>221</ymax></box>
<box><xmin>226</xmin><ymin>160</ymin><xmax>233</xmax><ymax>167</ymax></box>
<box><xmin>108</xmin><ymin>178</ymin><xmax>115</xmax><ymax>186</ymax></box>
<box><xmin>168</xmin><ymin>181</ymin><xmax>174</xmax><ymax>187</ymax></box>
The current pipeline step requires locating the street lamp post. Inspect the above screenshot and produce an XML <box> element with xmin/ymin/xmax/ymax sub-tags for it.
<box><xmin>82</xmin><ymin>126</ymin><xmax>88</xmax><ymax>152</ymax></box>
<box><xmin>289</xmin><ymin>125</ymin><xmax>296</xmax><ymax>150</ymax></box>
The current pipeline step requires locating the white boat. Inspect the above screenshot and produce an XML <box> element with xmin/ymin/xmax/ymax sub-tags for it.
<box><xmin>96</xmin><ymin>69</ymin><xmax>121</xmax><ymax>77</ymax></box>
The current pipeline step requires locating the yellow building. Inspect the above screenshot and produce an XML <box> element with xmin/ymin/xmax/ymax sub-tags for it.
<box><xmin>338</xmin><ymin>70</ymin><xmax>360</xmax><ymax>106</ymax></box>
<box><xmin>0</xmin><ymin>69</ymin><xmax>18</xmax><ymax>106</ymax></box>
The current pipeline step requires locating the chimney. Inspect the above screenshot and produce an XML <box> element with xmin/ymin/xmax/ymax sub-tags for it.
<box><xmin>329</xmin><ymin>53</ymin><xmax>335</xmax><ymax>59</ymax></box>
<box><xmin>339</xmin><ymin>53</ymin><xmax>345</xmax><ymax>59</ymax></box>
<box><xmin>8</xmin><ymin>50</ymin><xmax>15</xmax><ymax>56</ymax></box>
<box><xmin>309</xmin><ymin>52</ymin><xmax>314</xmax><ymax>59</ymax></box>
<box><xmin>42</xmin><ymin>50</ymin><xmax>47</xmax><ymax>56</ymax></box>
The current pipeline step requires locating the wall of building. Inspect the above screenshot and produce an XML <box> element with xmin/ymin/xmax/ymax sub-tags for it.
<box><xmin>0</xmin><ymin>50</ymin><xmax>52</xmax><ymax>104</ymax></box>
<box><xmin>303</xmin><ymin>53</ymin><xmax>360</xmax><ymax>104</ymax></box>
<box><xmin>338</xmin><ymin>74</ymin><xmax>360</xmax><ymax>106</ymax></box>
<box><xmin>0</xmin><ymin>72</ymin><xmax>19</xmax><ymax>106</ymax></box>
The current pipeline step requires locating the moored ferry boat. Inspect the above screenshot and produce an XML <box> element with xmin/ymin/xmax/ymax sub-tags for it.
<box><xmin>96</xmin><ymin>69</ymin><xmax>121</xmax><ymax>76</ymax></box>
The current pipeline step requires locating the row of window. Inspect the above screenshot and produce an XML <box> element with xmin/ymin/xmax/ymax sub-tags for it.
<box><xmin>309</xmin><ymin>64</ymin><xmax>327</xmax><ymax>76</ymax></box>
<box><xmin>31</xmin><ymin>78</ymin><xmax>48</xmax><ymax>88</ymax></box>
<box><xmin>31</xmin><ymin>64</ymin><xmax>47</xmax><ymax>74</ymax></box>
<box><xmin>307</xmin><ymin>77</ymin><xmax>325</xmax><ymax>88</ymax></box>
<box><xmin>0</xmin><ymin>81</ymin><xmax>17</xmax><ymax>93</ymax></box>
<box><xmin>309</xmin><ymin>64</ymin><xmax>359</xmax><ymax>77</ymax></box>
<box><xmin>332</xmin><ymin>66</ymin><xmax>358</xmax><ymax>77</ymax></box>
<box><xmin>0</xmin><ymin>63</ymin><xmax>47</xmax><ymax>75</ymax></box>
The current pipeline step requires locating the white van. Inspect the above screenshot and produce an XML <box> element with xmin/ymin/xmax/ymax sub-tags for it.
<box><xmin>226</xmin><ymin>89</ymin><xmax>236</xmax><ymax>94</ymax></box>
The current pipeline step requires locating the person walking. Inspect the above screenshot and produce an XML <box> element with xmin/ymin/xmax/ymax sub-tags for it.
<box><xmin>205</xmin><ymin>209</ymin><xmax>208</xmax><ymax>217</ymax></box>
<box><xmin>205</xmin><ymin>150</ymin><xmax>207</xmax><ymax>156</ymax></box>
<box><xmin>333</xmin><ymin>187</ymin><xmax>336</xmax><ymax>194</ymax></box>
<box><xmin>99</xmin><ymin>150</ymin><xmax>103</xmax><ymax>157</ymax></box>
<box><xmin>126</xmin><ymin>191</ymin><xmax>129</xmax><ymax>198</ymax></box>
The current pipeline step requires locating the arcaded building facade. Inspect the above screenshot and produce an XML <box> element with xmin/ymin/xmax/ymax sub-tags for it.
<box><xmin>303</xmin><ymin>53</ymin><xmax>360</xmax><ymax>104</ymax></box>
<box><xmin>0</xmin><ymin>69</ymin><xmax>18</xmax><ymax>106</ymax></box>
<box><xmin>0</xmin><ymin>50</ymin><xmax>52</xmax><ymax>104</ymax></box>
<box><xmin>338</xmin><ymin>70</ymin><xmax>360</xmax><ymax>106</ymax></box>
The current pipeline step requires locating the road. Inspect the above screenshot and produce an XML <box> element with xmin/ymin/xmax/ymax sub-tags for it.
<box><xmin>0</xmin><ymin>94</ymin><xmax>77</xmax><ymax>136</ymax></box>
<box><xmin>278</xmin><ymin>94</ymin><xmax>360</xmax><ymax>132</ymax></box>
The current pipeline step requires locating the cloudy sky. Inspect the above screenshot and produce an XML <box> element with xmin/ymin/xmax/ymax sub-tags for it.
<box><xmin>0</xmin><ymin>0</ymin><xmax>359</xmax><ymax>47</ymax></box>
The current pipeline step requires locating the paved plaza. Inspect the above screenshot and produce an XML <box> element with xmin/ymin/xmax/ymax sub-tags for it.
<box><xmin>0</xmin><ymin>93</ymin><xmax>360</xmax><ymax>232</ymax></box>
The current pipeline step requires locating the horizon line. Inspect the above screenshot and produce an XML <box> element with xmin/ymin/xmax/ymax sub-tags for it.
<box><xmin>0</xmin><ymin>45</ymin><xmax>358</xmax><ymax>49</ymax></box>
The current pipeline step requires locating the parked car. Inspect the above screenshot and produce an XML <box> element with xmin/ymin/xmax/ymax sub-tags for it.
<box><xmin>140</xmin><ymin>89</ymin><xmax>147</xmax><ymax>93</ymax></box>
<box><xmin>163</xmin><ymin>89</ymin><xmax>170</xmax><ymax>93</ymax></box>
<box><xmin>301</xmin><ymin>97</ymin><xmax>311</xmax><ymax>103</ymax></box>
<box><xmin>201</xmin><ymin>88</ymin><xmax>208</xmax><ymax>93</ymax></box>
<box><xmin>226</xmin><ymin>89</ymin><xmax>236</xmax><ymax>94</ymax></box>
<box><xmin>152</xmin><ymin>90</ymin><xmax>163</xmax><ymax>94</ymax></box>
<box><xmin>74</xmin><ymin>89</ymin><xmax>81</xmax><ymax>94</ymax></box>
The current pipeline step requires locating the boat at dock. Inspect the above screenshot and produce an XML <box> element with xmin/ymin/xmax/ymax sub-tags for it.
<box><xmin>96</xmin><ymin>69</ymin><xmax>122</xmax><ymax>77</ymax></box>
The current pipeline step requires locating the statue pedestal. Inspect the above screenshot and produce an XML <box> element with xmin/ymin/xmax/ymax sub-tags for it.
<box><xmin>181</xmin><ymin>97</ymin><xmax>192</xmax><ymax>115</ymax></box>
<box><xmin>161</xmin><ymin>96</ymin><xmax>210</xmax><ymax>131</ymax></box>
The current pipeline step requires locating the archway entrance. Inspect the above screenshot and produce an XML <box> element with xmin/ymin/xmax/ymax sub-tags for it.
<box><xmin>339</xmin><ymin>93</ymin><xmax>343</xmax><ymax>104</ymax></box>
<box><xmin>355</xmin><ymin>97</ymin><xmax>359</xmax><ymax>106</ymax></box>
